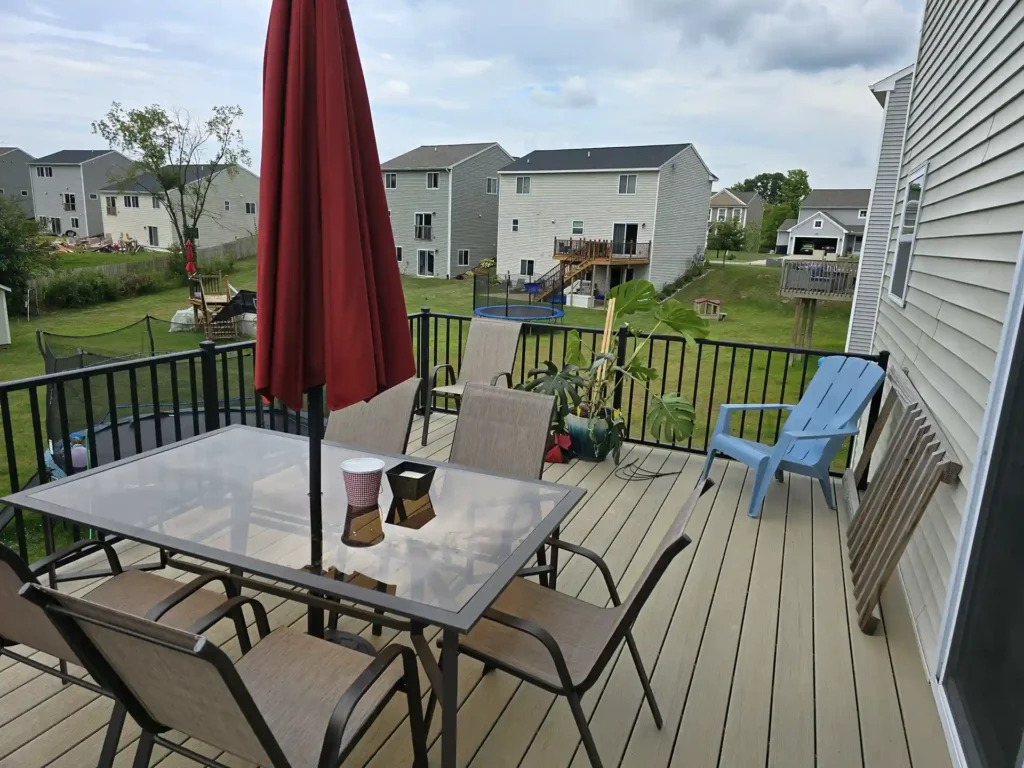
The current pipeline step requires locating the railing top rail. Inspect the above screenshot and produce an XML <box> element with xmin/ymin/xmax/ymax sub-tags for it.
<box><xmin>0</xmin><ymin>347</ymin><xmax>205</xmax><ymax>392</ymax></box>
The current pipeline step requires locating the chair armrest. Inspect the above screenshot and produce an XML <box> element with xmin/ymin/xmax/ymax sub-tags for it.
<box><xmin>320</xmin><ymin>644</ymin><xmax>415</xmax><ymax>766</ymax></box>
<box><xmin>185</xmin><ymin>595</ymin><xmax>272</xmax><ymax>640</ymax></box>
<box><xmin>786</xmin><ymin>427</ymin><xmax>859</xmax><ymax>441</ymax></box>
<box><xmin>30</xmin><ymin>538</ymin><xmax>123</xmax><ymax>577</ymax></box>
<box><xmin>543</xmin><ymin>539</ymin><xmax>621</xmax><ymax>606</ymax></box>
<box><xmin>490</xmin><ymin>372</ymin><xmax>513</xmax><ymax>388</ymax></box>
<box><xmin>144</xmin><ymin>573</ymin><xmax>241</xmax><ymax>622</ymax></box>
<box><xmin>429</xmin><ymin>364</ymin><xmax>456</xmax><ymax>390</ymax></box>
<box><xmin>482</xmin><ymin>607</ymin><xmax>575</xmax><ymax>690</ymax></box>
<box><xmin>720</xmin><ymin>403</ymin><xmax>794</xmax><ymax>414</ymax></box>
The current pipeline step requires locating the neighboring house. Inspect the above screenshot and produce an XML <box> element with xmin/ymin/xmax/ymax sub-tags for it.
<box><xmin>0</xmin><ymin>147</ymin><xmax>36</xmax><ymax>217</ymax></box>
<box><xmin>708</xmin><ymin>188</ymin><xmax>763</xmax><ymax>229</ymax></box>
<box><xmin>28</xmin><ymin>150</ymin><xmax>131</xmax><ymax>237</ymax></box>
<box><xmin>97</xmin><ymin>165</ymin><xmax>260</xmax><ymax>250</ymax></box>
<box><xmin>861</xmin><ymin>1</ymin><xmax>1024</xmax><ymax>764</ymax></box>
<box><xmin>381</xmin><ymin>142</ymin><xmax>513</xmax><ymax>279</ymax></box>
<box><xmin>775</xmin><ymin>188</ymin><xmax>871</xmax><ymax>255</ymax></box>
<box><xmin>496</xmin><ymin>143</ymin><xmax>717</xmax><ymax>294</ymax></box>
<box><xmin>846</xmin><ymin>65</ymin><xmax>915</xmax><ymax>356</ymax></box>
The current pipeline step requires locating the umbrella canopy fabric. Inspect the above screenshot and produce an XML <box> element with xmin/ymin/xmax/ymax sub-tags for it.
<box><xmin>255</xmin><ymin>0</ymin><xmax>414</xmax><ymax>413</ymax></box>
<box><xmin>184</xmin><ymin>240</ymin><xmax>196</xmax><ymax>275</ymax></box>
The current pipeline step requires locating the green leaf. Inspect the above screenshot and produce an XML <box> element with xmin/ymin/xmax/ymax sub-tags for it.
<box><xmin>647</xmin><ymin>394</ymin><xmax>697</xmax><ymax>443</ymax></box>
<box><xmin>624</xmin><ymin>360</ymin><xmax>659</xmax><ymax>382</ymax></box>
<box><xmin>654</xmin><ymin>300</ymin><xmax>710</xmax><ymax>340</ymax></box>
<box><xmin>607</xmin><ymin>279</ymin><xmax>657</xmax><ymax>322</ymax></box>
<box><xmin>520</xmin><ymin>363</ymin><xmax>583</xmax><ymax>418</ymax></box>
<box><xmin>564</xmin><ymin>330</ymin><xmax>587</xmax><ymax>368</ymax></box>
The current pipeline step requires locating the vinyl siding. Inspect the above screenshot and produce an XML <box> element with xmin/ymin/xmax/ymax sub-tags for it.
<box><xmin>30</xmin><ymin>165</ymin><xmax>88</xmax><ymax>235</ymax></box>
<box><xmin>81</xmin><ymin>153</ymin><xmax>131</xmax><ymax>237</ymax></box>
<box><xmin>449</xmin><ymin>145</ymin><xmax>512</xmax><ymax>277</ymax></box>
<box><xmin>495</xmin><ymin>170</ymin><xmax>658</xmax><ymax>280</ymax></box>
<box><xmin>0</xmin><ymin>149</ymin><xmax>35</xmax><ymax>216</ymax></box>
<box><xmin>787</xmin><ymin>213</ymin><xmax>847</xmax><ymax>240</ymax></box>
<box><xmin>848</xmin><ymin>72</ymin><xmax>914</xmax><ymax>354</ymax></box>
<box><xmin>745</xmin><ymin>194</ymin><xmax>764</xmax><ymax>226</ymax></box>
<box><xmin>873</xmin><ymin>0</ymin><xmax>1024</xmax><ymax>672</ymax></box>
<box><xmin>651</xmin><ymin>145</ymin><xmax>713</xmax><ymax>287</ymax></box>
<box><xmin>795</xmin><ymin>205</ymin><xmax>866</xmax><ymax>227</ymax></box>
<box><xmin>385</xmin><ymin>169</ymin><xmax>449</xmax><ymax>277</ymax></box>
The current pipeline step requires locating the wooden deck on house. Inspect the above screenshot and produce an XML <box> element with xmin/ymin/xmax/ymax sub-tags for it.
<box><xmin>0</xmin><ymin>413</ymin><xmax>951</xmax><ymax>768</ymax></box>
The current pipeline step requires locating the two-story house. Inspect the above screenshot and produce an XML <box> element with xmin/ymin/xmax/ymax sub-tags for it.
<box><xmin>775</xmin><ymin>188</ymin><xmax>872</xmax><ymax>255</ymax></box>
<box><xmin>708</xmin><ymin>188</ymin><xmax>764</xmax><ymax>229</ymax></box>
<box><xmin>97</xmin><ymin>165</ymin><xmax>260</xmax><ymax>250</ymax></box>
<box><xmin>0</xmin><ymin>147</ymin><xmax>36</xmax><ymax>217</ymax></box>
<box><xmin>496</xmin><ymin>143</ymin><xmax>716</xmax><ymax>296</ymax></box>
<box><xmin>381</xmin><ymin>142</ymin><xmax>513</xmax><ymax>279</ymax></box>
<box><xmin>29</xmin><ymin>150</ymin><xmax>131</xmax><ymax>237</ymax></box>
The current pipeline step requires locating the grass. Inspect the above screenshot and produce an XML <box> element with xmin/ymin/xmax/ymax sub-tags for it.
<box><xmin>58</xmin><ymin>250</ymin><xmax>164</xmax><ymax>269</ymax></box>
<box><xmin>704</xmin><ymin>250</ymin><xmax>767</xmax><ymax>263</ymax></box>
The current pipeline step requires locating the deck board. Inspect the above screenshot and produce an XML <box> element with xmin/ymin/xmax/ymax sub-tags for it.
<box><xmin>0</xmin><ymin>415</ymin><xmax>953</xmax><ymax>768</ymax></box>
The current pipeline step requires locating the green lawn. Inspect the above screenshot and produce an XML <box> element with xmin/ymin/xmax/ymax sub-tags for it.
<box><xmin>704</xmin><ymin>250</ymin><xmax>767</xmax><ymax>263</ymax></box>
<box><xmin>58</xmin><ymin>250</ymin><xmax>165</xmax><ymax>269</ymax></box>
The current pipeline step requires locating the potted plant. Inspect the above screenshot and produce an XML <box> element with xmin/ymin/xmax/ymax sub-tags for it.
<box><xmin>519</xmin><ymin>279</ymin><xmax>710</xmax><ymax>462</ymax></box>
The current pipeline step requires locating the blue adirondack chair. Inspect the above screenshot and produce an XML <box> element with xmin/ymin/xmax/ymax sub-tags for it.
<box><xmin>699</xmin><ymin>356</ymin><xmax>885</xmax><ymax>518</ymax></box>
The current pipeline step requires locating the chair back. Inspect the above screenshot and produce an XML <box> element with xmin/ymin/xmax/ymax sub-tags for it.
<box><xmin>0</xmin><ymin>545</ymin><xmax>77</xmax><ymax>663</ymax></box>
<box><xmin>22</xmin><ymin>583</ymin><xmax>291</xmax><ymax>768</ymax></box>
<box><xmin>456</xmin><ymin>319</ymin><xmax>522</xmax><ymax>386</ymax></box>
<box><xmin>781</xmin><ymin>356</ymin><xmax>884</xmax><ymax>466</ymax></box>
<box><xmin>325</xmin><ymin>378</ymin><xmax>422</xmax><ymax>454</ymax></box>
<box><xmin>449</xmin><ymin>384</ymin><xmax>554</xmax><ymax>480</ymax></box>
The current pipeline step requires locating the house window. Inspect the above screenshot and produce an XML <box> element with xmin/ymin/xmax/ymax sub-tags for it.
<box><xmin>152</xmin><ymin>196</ymin><xmax>161</xmax><ymax>209</ymax></box>
<box><xmin>858</xmin><ymin>209</ymin><xmax>868</xmax><ymax>218</ymax></box>
<box><xmin>36</xmin><ymin>166</ymin><xmax>53</xmax><ymax>177</ymax></box>
<box><xmin>516</xmin><ymin>176</ymin><xmax>531</xmax><ymax>195</ymax></box>
<box><xmin>38</xmin><ymin>216</ymin><xmax>48</xmax><ymax>228</ymax></box>
<box><xmin>396</xmin><ymin>246</ymin><xmax>403</xmax><ymax>262</ymax></box>
<box><xmin>224</xmin><ymin>200</ymin><xmax>231</xmax><ymax>212</ymax></box>
<box><xmin>520</xmin><ymin>259</ymin><xmax>534</xmax><ymax>277</ymax></box>
<box><xmin>62</xmin><ymin>193</ymin><xmax>76</xmax><ymax>211</ymax></box>
<box><xmin>890</xmin><ymin>165</ymin><xmax>927</xmax><ymax>304</ymax></box>
<box><xmin>105</xmin><ymin>196</ymin><xmax>117</xmax><ymax>214</ymax></box>
<box><xmin>457</xmin><ymin>249</ymin><xmax>470</xmax><ymax>266</ymax></box>
<box><xmin>486</xmin><ymin>177</ymin><xmax>497</xmax><ymax>194</ymax></box>
<box><xmin>511</xmin><ymin>218</ymin><xmax>519</xmax><ymax>232</ymax></box>
<box><xmin>415</xmin><ymin>212</ymin><xmax>433</xmax><ymax>239</ymax></box>
<box><xmin>708</xmin><ymin>208</ymin><xmax>713</xmax><ymax>222</ymax></box>
<box><xmin>731</xmin><ymin>208</ymin><xmax>742</xmax><ymax>221</ymax></box>
<box><xmin>426</xmin><ymin>172</ymin><xmax>439</xmax><ymax>189</ymax></box>
<box><xmin>21</xmin><ymin>190</ymin><xmax>28</xmax><ymax>196</ymax></box>
<box><xmin>245</xmin><ymin>202</ymin><xmax>256</xmax><ymax>214</ymax></box>
<box><xmin>70</xmin><ymin>217</ymin><xmax>80</xmax><ymax>229</ymax></box>
<box><xmin>146</xmin><ymin>226</ymin><xmax>159</xmax><ymax>247</ymax></box>
<box><xmin>813</xmin><ymin>219</ymin><xmax>823</xmax><ymax>229</ymax></box>
<box><xmin>417</xmin><ymin>249</ymin><xmax>435</xmax><ymax>275</ymax></box>
<box><xmin>0</xmin><ymin>189</ymin><xmax>4</xmax><ymax>195</ymax></box>
<box><xmin>124</xmin><ymin>195</ymin><xmax>139</xmax><ymax>208</ymax></box>
<box><xmin>618</xmin><ymin>174</ymin><xmax>637</xmax><ymax>195</ymax></box>
<box><xmin>717</xmin><ymin>209</ymin><xmax>726</xmax><ymax>222</ymax></box>
<box><xmin>89</xmin><ymin>193</ymin><xmax>98</xmax><ymax>199</ymax></box>
<box><xmin>572</xmin><ymin>220</ymin><xmax>584</xmax><ymax>235</ymax></box>
<box><xmin>384</xmin><ymin>172</ymin><xmax>397</xmax><ymax>189</ymax></box>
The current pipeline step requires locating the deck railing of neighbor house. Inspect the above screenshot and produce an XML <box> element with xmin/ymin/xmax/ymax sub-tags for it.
<box><xmin>553</xmin><ymin>237</ymin><xmax>652</xmax><ymax>261</ymax></box>
<box><xmin>779</xmin><ymin>259</ymin><xmax>858</xmax><ymax>300</ymax></box>
<box><xmin>0</xmin><ymin>313</ymin><xmax>886</xmax><ymax>565</ymax></box>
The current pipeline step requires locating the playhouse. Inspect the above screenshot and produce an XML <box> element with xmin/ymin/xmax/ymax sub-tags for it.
<box><xmin>693</xmin><ymin>297</ymin><xmax>725</xmax><ymax>321</ymax></box>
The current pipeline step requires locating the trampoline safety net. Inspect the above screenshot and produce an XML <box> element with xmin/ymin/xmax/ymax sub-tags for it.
<box><xmin>471</xmin><ymin>270</ymin><xmax>565</xmax><ymax>321</ymax></box>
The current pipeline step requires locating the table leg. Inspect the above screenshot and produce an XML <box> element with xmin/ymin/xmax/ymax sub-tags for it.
<box><xmin>441</xmin><ymin>628</ymin><xmax>459</xmax><ymax>768</ymax></box>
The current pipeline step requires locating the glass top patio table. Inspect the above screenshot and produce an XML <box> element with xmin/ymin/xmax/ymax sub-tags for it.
<box><xmin>4</xmin><ymin>425</ymin><xmax>585</xmax><ymax>632</ymax></box>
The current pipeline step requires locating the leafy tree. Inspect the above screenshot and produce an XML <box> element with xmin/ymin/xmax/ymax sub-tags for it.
<box><xmin>743</xmin><ymin>221</ymin><xmax>763</xmax><ymax>253</ymax></box>
<box><xmin>93</xmin><ymin>103</ymin><xmax>252</xmax><ymax>252</ymax></box>
<box><xmin>780</xmin><ymin>169</ymin><xmax>811</xmax><ymax>209</ymax></box>
<box><xmin>707</xmin><ymin>219</ymin><xmax>745</xmax><ymax>260</ymax></box>
<box><xmin>730</xmin><ymin>171</ymin><xmax>786</xmax><ymax>205</ymax></box>
<box><xmin>0</xmin><ymin>196</ymin><xmax>59</xmax><ymax>306</ymax></box>
<box><xmin>760</xmin><ymin>203</ymin><xmax>795</xmax><ymax>251</ymax></box>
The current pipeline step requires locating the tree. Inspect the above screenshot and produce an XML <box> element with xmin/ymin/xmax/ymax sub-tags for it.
<box><xmin>743</xmin><ymin>221</ymin><xmax>762</xmax><ymax>253</ymax></box>
<box><xmin>707</xmin><ymin>219</ymin><xmax>745</xmax><ymax>260</ymax></box>
<box><xmin>730</xmin><ymin>172</ymin><xmax>786</xmax><ymax>205</ymax></box>
<box><xmin>0</xmin><ymin>196</ymin><xmax>59</xmax><ymax>305</ymax></box>
<box><xmin>780</xmin><ymin>169</ymin><xmax>811</xmax><ymax>209</ymax></box>
<box><xmin>760</xmin><ymin>203</ymin><xmax>795</xmax><ymax>252</ymax></box>
<box><xmin>93</xmin><ymin>103</ymin><xmax>252</xmax><ymax>253</ymax></box>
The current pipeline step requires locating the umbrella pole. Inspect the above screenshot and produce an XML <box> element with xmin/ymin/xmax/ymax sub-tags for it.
<box><xmin>307</xmin><ymin>384</ymin><xmax>325</xmax><ymax>637</ymax></box>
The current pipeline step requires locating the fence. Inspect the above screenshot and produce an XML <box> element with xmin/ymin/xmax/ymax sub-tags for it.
<box><xmin>195</xmin><ymin>233</ymin><xmax>258</xmax><ymax>262</ymax></box>
<box><xmin>0</xmin><ymin>310</ymin><xmax>887</xmax><ymax>565</ymax></box>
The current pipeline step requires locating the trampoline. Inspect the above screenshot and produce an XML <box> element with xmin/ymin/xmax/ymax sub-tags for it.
<box><xmin>472</xmin><ymin>271</ymin><xmax>565</xmax><ymax>323</ymax></box>
<box><xmin>474</xmin><ymin>304</ymin><xmax>565</xmax><ymax>320</ymax></box>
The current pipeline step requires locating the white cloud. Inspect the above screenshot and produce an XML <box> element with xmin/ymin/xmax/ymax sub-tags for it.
<box><xmin>529</xmin><ymin>76</ymin><xmax>597</xmax><ymax>108</ymax></box>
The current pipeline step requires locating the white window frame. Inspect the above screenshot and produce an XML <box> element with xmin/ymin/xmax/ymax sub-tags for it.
<box><xmin>124</xmin><ymin>195</ymin><xmax>139</xmax><ymax>208</ymax></box>
<box><xmin>70</xmin><ymin>217</ymin><xmax>80</xmax><ymax>229</ymax></box>
<box><xmin>888</xmin><ymin>163</ymin><xmax>927</xmax><ymax>307</ymax></box>
<box><xmin>0</xmin><ymin>189</ymin><xmax>4</xmax><ymax>195</ymax></box>
<box><xmin>384</xmin><ymin>172</ymin><xmax>397</xmax><ymax>190</ymax></box>
<box><xmin>813</xmin><ymin>219</ymin><xmax>823</xmax><ymax>229</ymax></box>
<box><xmin>426</xmin><ymin>172</ymin><xmax>440</xmax><ymax>189</ymax></box>
<box><xmin>486</xmin><ymin>177</ymin><xmax>497</xmax><ymax>195</ymax></box>
<box><xmin>89</xmin><ymin>193</ymin><xmax>98</xmax><ymax>200</ymax></box>
<box><xmin>105</xmin><ymin>196</ymin><xmax>117</xmax><ymax>211</ymax></box>
<box><xmin>457</xmin><ymin>249</ymin><xmax>470</xmax><ymax>266</ymax></box>
<box><xmin>516</xmin><ymin>176</ymin><xmax>531</xmax><ymax>195</ymax></box>
<box><xmin>858</xmin><ymin>208</ymin><xmax>868</xmax><ymax>218</ymax></box>
<box><xmin>618</xmin><ymin>174</ymin><xmax>637</xmax><ymax>195</ymax></box>
<box><xmin>520</xmin><ymin>259</ymin><xmax>535</xmax><ymax>277</ymax></box>
<box><xmin>717</xmin><ymin>208</ymin><xmax>726</xmax><ymax>222</ymax></box>
<box><xmin>245</xmin><ymin>202</ymin><xmax>257</xmax><ymax>214</ymax></box>
<box><xmin>224</xmin><ymin>200</ymin><xmax>231</xmax><ymax>212</ymax></box>
<box><xmin>417</xmin><ymin>249</ymin><xmax>435</xmax><ymax>276</ymax></box>
<box><xmin>708</xmin><ymin>208</ymin><xmax>713</xmax><ymax>222</ymax></box>
<box><xmin>152</xmin><ymin>196</ymin><xmax>161</xmax><ymax>209</ymax></box>
<box><xmin>146</xmin><ymin>225</ymin><xmax>159</xmax><ymax>247</ymax></box>
<box><xmin>511</xmin><ymin>218</ymin><xmax>519</xmax><ymax>232</ymax></box>
<box><xmin>731</xmin><ymin>208</ymin><xmax>742</xmax><ymax>221</ymax></box>
<box><xmin>414</xmin><ymin>211</ymin><xmax>433</xmax><ymax>239</ymax></box>
<box><xmin>396</xmin><ymin>246</ymin><xmax>403</xmax><ymax>262</ymax></box>
<box><xmin>571</xmin><ymin>220</ymin><xmax>584</xmax><ymax>236</ymax></box>
<box><xmin>36</xmin><ymin>166</ymin><xmax>53</xmax><ymax>178</ymax></box>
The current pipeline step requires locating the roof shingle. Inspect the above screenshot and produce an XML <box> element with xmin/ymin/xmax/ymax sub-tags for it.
<box><xmin>381</xmin><ymin>143</ymin><xmax>498</xmax><ymax>170</ymax></box>
<box><xmin>801</xmin><ymin>188</ymin><xmax>871</xmax><ymax>209</ymax></box>
<box><xmin>97</xmin><ymin>164</ymin><xmax>227</xmax><ymax>192</ymax></box>
<box><xmin>30</xmin><ymin>149</ymin><xmax>114</xmax><ymax>165</ymax></box>
<box><xmin>499</xmin><ymin>144</ymin><xmax>691</xmax><ymax>173</ymax></box>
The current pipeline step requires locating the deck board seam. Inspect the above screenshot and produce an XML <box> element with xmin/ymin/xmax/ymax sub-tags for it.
<box><xmin>763</xmin><ymin>474</ymin><xmax>792</xmax><ymax>768</ymax></box>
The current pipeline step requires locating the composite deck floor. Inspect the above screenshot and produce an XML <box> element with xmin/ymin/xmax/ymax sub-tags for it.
<box><xmin>0</xmin><ymin>414</ymin><xmax>952</xmax><ymax>768</ymax></box>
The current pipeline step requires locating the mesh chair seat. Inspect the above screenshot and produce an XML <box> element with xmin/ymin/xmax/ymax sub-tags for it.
<box><xmin>235</xmin><ymin>628</ymin><xmax>404</xmax><ymax>764</ymax></box>
<box><xmin>87</xmin><ymin>570</ymin><xmax>241</xmax><ymax>630</ymax></box>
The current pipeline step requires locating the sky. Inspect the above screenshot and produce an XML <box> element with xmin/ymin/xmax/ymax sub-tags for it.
<box><xmin>0</xmin><ymin>0</ymin><xmax>922</xmax><ymax>190</ymax></box>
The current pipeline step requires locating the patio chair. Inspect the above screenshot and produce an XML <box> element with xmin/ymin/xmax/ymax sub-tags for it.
<box><xmin>324</xmin><ymin>377</ymin><xmax>422</xmax><ymax>454</ymax></box>
<box><xmin>421</xmin><ymin>317</ymin><xmax>522</xmax><ymax>445</ymax></box>
<box><xmin>699</xmin><ymin>355</ymin><xmax>884</xmax><ymax>518</ymax></box>
<box><xmin>0</xmin><ymin>540</ymin><xmax>267</xmax><ymax>768</ymax></box>
<box><xmin>450</xmin><ymin>383</ymin><xmax>558</xmax><ymax>586</ymax></box>
<box><xmin>23</xmin><ymin>582</ymin><xmax>429</xmax><ymax>768</ymax></box>
<box><xmin>428</xmin><ymin>477</ymin><xmax>714</xmax><ymax>768</ymax></box>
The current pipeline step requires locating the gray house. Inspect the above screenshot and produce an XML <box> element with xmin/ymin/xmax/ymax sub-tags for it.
<box><xmin>28</xmin><ymin>149</ymin><xmax>131</xmax><ymax>237</ymax></box>
<box><xmin>708</xmin><ymin>188</ymin><xmax>763</xmax><ymax>229</ymax></box>
<box><xmin>775</xmin><ymin>188</ymin><xmax>871</xmax><ymax>255</ymax></box>
<box><xmin>381</xmin><ymin>143</ymin><xmax>513</xmax><ymax>279</ymax></box>
<box><xmin>846</xmin><ymin>65</ymin><xmax>914</xmax><ymax>356</ymax></box>
<box><xmin>0</xmin><ymin>147</ymin><xmax>36</xmax><ymax>217</ymax></box>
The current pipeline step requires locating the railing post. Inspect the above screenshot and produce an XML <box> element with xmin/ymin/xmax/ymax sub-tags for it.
<box><xmin>858</xmin><ymin>349</ymin><xmax>890</xmax><ymax>488</ymax></box>
<box><xmin>612</xmin><ymin>325</ymin><xmax>629</xmax><ymax>411</ymax></box>
<box><xmin>200</xmin><ymin>340</ymin><xmax>221</xmax><ymax>432</ymax></box>
<box><xmin>417</xmin><ymin>308</ymin><xmax>431</xmax><ymax>414</ymax></box>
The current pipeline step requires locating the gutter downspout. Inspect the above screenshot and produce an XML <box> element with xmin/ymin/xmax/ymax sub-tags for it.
<box><xmin>446</xmin><ymin>167</ymin><xmax>453</xmax><ymax>278</ymax></box>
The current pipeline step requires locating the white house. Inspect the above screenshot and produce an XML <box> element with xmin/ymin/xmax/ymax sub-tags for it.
<box><xmin>775</xmin><ymin>188</ymin><xmax>871</xmax><ymax>256</ymax></box>
<box><xmin>495</xmin><ymin>144</ymin><xmax>716</xmax><ymax>294</ymax></box>
<box><xmin>97</xmin><ymin>165</ymin><xmax>260</xmax><ymax>250</ymax></box>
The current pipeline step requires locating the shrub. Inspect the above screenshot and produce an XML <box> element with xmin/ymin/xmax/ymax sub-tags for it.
<box><xmin>119</xmin><ymin>270</ymin><xmax>169</xmax><ymax>296</ymax></box>
<box><xmin>41</xmin><ymin>271</ymin><xmax>120</xmax><ymax>309</ymax></box>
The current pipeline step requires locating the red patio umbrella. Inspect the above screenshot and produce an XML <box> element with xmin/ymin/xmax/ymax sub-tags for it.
<box><xmin>184</xmin><ymin>239</ymin><xmax>196</xmax><ymax>275</ymax></box>
<box><xmin>256</xmin><ymin>0</ymin><xmax>415</xmax><ymax>634</ymax></box>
